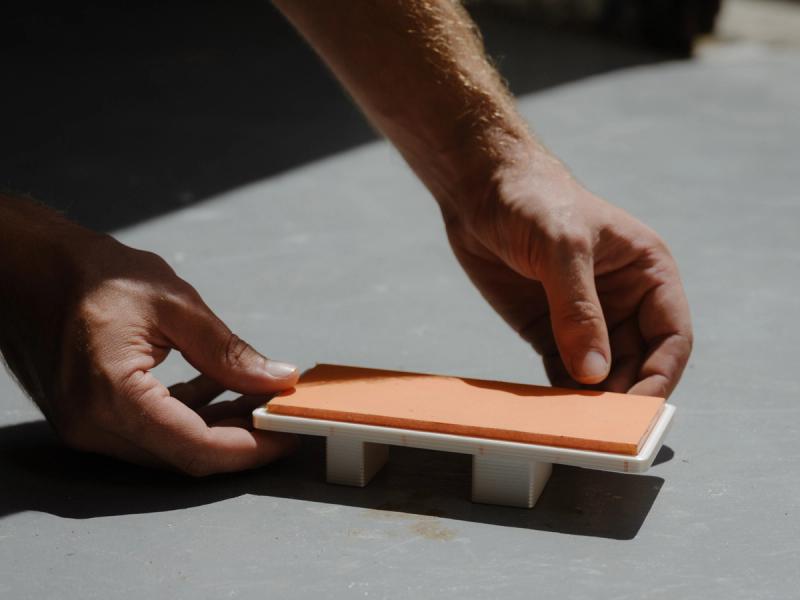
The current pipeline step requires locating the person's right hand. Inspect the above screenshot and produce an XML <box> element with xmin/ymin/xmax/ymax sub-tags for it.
<box><xmin>443</xmin><ymin>154</ymin><xmax>693</xmax><ymax>398</ymax></box>
<box><xmin>0</xmin><ymin>199</ymin><xmax>299</xmax><ymax>475</ymax></box>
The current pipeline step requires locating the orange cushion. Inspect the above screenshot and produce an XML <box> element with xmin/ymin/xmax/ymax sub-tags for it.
<box><xmin>268</xmin><ymin>364</ymin><xmax>665</xmax><ymax>455</ymax></box>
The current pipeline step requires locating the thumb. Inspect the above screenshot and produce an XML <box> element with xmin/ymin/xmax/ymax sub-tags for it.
<box><xmin>159</xmin><ymin>292</ymin><xmax>299</xmax><ymax>394</ymax></box>
<box><xmin>541</xmin><ymin>254</ymin><xmax>611</xmax><ymax>385</ymax></box>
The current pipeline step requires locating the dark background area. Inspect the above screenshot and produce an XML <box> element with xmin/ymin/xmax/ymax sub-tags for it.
<box><xmin>0</xmin><ymin>0</ymin><xmax>673</xmax><ymax>231</ymax></box>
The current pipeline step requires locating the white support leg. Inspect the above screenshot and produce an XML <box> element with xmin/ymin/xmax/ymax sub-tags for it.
<box><xmin>326</xmin><ymin>436</ymin><xmax>389</xmax><ymax>487</ymax></box>
<box><xmin>471</xmin><ymin>455</ymin><xmax>552</xmax><ymax>508</ymax></box>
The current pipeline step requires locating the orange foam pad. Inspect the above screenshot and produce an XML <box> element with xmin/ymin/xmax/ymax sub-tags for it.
<box><xmin>268</xmin><ymin>364</ymin><xmax>665</xmax><ymax>455</ymax></box>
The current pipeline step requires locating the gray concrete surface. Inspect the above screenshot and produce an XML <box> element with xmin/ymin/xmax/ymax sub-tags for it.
<box><xmin>2</xmin><ymin>29</ymin><xmax>800</xmax><ymax>600</ymax></box>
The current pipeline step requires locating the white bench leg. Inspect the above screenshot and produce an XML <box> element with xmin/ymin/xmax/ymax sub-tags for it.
<box><xmin>326</xmin><ymin>437</ymin><xmax>389</xmax><ymax>487</ymax></box>
<box><xmin>471</xmin><ymin>455</ymin><xmax>552</xmax><ymax>508</ymax></box>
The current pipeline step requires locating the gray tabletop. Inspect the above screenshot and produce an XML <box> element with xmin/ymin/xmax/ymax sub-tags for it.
<box><xmin>2</xmin><ymin>31</ymin><xmax>799</xmax><ymax>600</ymax></box>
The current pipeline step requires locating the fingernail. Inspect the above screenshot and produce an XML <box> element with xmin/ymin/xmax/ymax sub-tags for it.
<box><xmin>265</xmin><ymin>360</ymin><xmax>299</xmax><ymax>379</ymax></box>
<box><xmin>576</xmin><ymin>351</ymin><xmax>608</xmax><ymax>383</ymax></box>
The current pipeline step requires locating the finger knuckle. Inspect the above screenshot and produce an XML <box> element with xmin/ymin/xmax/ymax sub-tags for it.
<box><xmin>166</xmin><ymin>282</ymin><xmax>203</xmax><ymax>309</ymax></box>
<box><xmin>561</xmin><ymin>299</ymin><xmax>604</xmax><ymax>328</ymax></box>
<box><xmin>222</xmin><ymin>333</ymin><xmax>252</xmax><ymax>370</ymax></box>
<box><xmin>548</xmin><ymin>226</ymin><xmax>593</xmax><ymax>258</ymax></box>
<box><xmin>647</xmin><ymin>230</ymin><xmax>670</xmax><ymax>254</ymax></box>
<box><xmin>138</xmin><ymin>249</ymin><xmax>175</xmax><ymax>274</ymax></box>
<box><xmin>636</xmin><ymin>230</ymin><xmax>675</xmax><ymax>266</ymax></box>
<box><xmin>649</xmin><ymin>375</ymin><xmax>670</xmax><ymax>399</ymax></box>
<box><xmin>676</xmin><ymin>331</ymin><xmax>694</xmax><ymax>358</ymax></box>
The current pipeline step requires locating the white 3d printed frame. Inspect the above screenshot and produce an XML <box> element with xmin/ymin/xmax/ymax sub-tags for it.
<box><xmin>253</xmin><ymin>404</ymin><xmax>675</xmax><ymax>508</ymax></box>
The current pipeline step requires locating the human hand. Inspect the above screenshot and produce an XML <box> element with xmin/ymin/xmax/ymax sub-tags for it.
<box><xmin>0</xmin><ymin>202</ymin><xmax>299</xmax><ymax>475</ymax></box>
<box><xmin>444</xmin><ymin>156</ymin><xmax>692</xmax><ymax>398</ymax></box>
<box><xmin>267</xmin><ymin>0</ymin><xmax>691</xmax><ymax>398</ymax></box>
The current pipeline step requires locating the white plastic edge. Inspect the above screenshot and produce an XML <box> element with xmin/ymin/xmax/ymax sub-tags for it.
<box><xmin>253</xmin><ymin>403</ymin><xmax>675</xmax><ymax>474</ymax></box>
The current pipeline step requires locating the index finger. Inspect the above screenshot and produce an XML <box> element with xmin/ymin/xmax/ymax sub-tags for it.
<box><xmin>628</xmin><ymin>275</ymin><xmax>693</xmax><ymax>398</ymax></box>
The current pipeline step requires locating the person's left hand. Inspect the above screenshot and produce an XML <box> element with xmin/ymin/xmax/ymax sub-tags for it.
<box><xmin>0</xmin><ymin>198</ymin><xmax>300</xmax><ymax>475</ymax></box>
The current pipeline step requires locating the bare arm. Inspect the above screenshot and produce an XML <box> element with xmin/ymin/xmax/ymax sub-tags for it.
<box><xmin>275</xmin><ymin>0</ymin><xmax>693</xmax><ymax>397</ymax></box>
<box><xmin>273</xmin><ymin>0</ymin><xmax>529</xmax><ymax>214</ymax></box>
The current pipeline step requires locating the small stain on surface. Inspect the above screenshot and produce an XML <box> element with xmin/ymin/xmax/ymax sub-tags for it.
<box><xmin>409</xmin><ymin>520</ymin><xmax>456</xmax><ymax>541</ymax></box>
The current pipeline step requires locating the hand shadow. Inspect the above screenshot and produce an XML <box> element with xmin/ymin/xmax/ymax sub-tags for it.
<box><xmin>0</xmin><ymin>420</ymin><xmax>671</xmax><ymax>540</ymax></box>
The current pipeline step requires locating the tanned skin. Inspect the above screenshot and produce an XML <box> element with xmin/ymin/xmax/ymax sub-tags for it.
<box><xmin>0</xmin><ymin>1</ymin><xmax>691</xmax><ymax>475</ymax></box>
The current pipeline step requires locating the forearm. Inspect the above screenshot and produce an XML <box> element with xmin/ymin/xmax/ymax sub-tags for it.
<box><xmin>0</xmin><ymin>195</ymin><xmax>93</xmax><ymax>405</ymax></box>
<box><xmin>0</xmin><ymin>195</ymin><xmax>94</xmax><ymax>313</ymax></box>
<box><xmin>273</xmin><ymin>0</ymin><xmax>558</xmax><ymax>216</ymax></box>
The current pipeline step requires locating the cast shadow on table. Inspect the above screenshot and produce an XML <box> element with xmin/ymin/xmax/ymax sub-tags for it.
<box><xmin>0</xmin><ymin>419</ymin><xmax>671</xmax><ymax>540</ymax></box>
<box><xmin>1</xmin><ymin>1</ymin><xmax>673</xmax><ymax>232</ymax></box>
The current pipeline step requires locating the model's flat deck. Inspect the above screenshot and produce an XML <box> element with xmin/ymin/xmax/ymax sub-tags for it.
<box><xmin>268</xmin><ymin>364</ymin><xmax>666</xmax><ymax>455</ymax></box>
